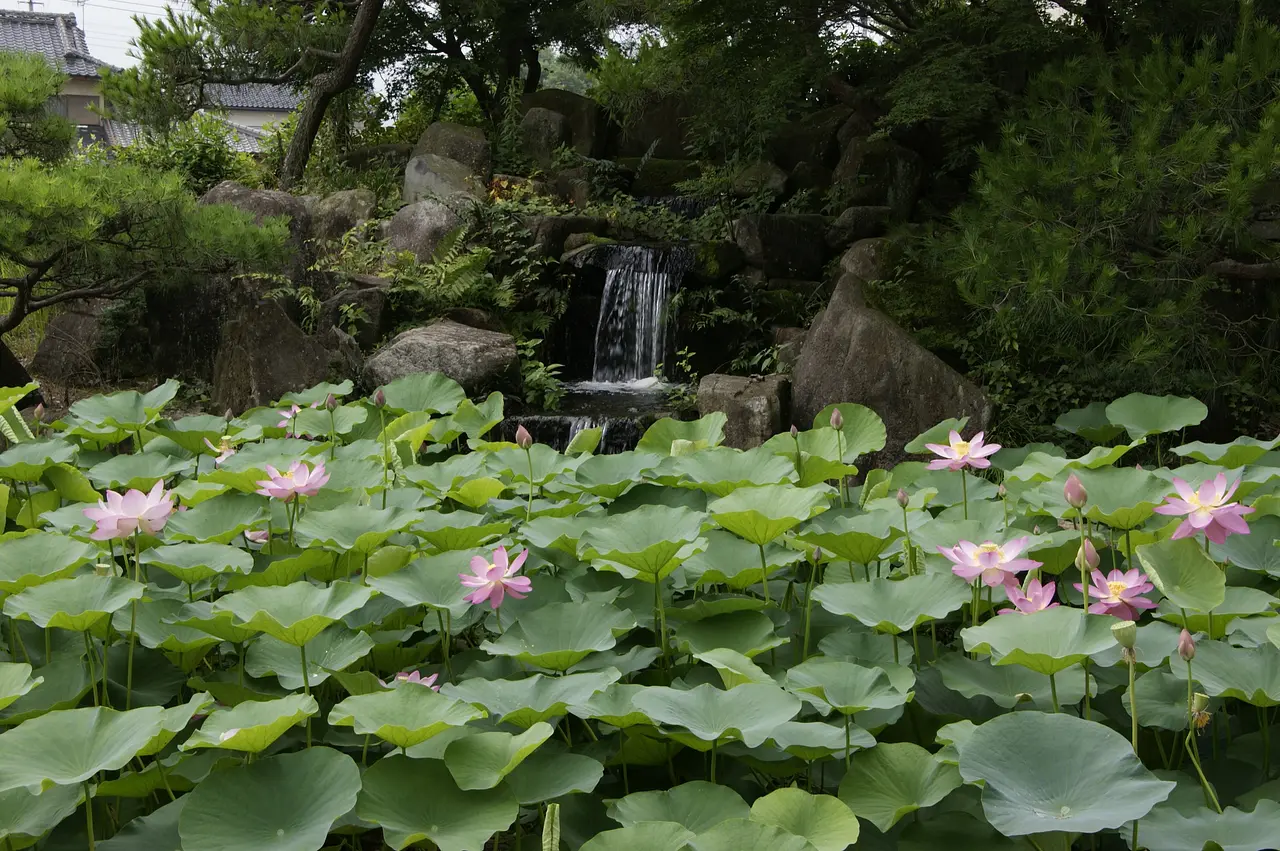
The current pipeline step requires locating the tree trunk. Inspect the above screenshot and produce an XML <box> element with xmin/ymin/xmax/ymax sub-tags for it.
<box><xmin>523</xmin><ymin>45</ymin><xmax>541</xmax><ymax>94</ymax></box>
<box><xmin>279</xmin><ymin>0</ymin><xmax>386</xmax><ymax>189</ymax></box>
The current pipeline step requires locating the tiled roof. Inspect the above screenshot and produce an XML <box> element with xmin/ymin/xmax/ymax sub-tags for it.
<box><xmin>100</xmin><ymin>116</ymin><xmax>270</xmax><ymax>154</ymax></box>
<box><xmin>205</xmin><ymin>82</ymin><xmax>301</xmax><ymax>112</ymax></box>
<box><xmin>0</xmin><ymin>10</ymin><xmax>112</xmax><ymax>78</ymax></box>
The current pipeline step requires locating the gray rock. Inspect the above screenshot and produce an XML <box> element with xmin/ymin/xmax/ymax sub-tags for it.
<box><xmin>839</xmin><ymin>237</ymin><xmax>894</xmax><ymax>280</ymax></box>
<box><xmin>526</xmin><ymin>215</ymin><xmax>609</xmax><ymax>257</ymax></box>
<box><xmin>387</xmin><ymin>199</ymin><xmax>469</xmax><ymax>263</ymax></box>
<box><xmin>521</xmin><ymin>89</ymin><xmax>609</xmax><ymax>157</ymax></box>
<box><xmin>730</xmin><ymin>161</ymin><xmax>788</xmax><ymax>198</ymax></box>
<box><xmin>0</xmin><ymin>340</ymin><xmax>40</xmax><ymax>408</ymax></box>
<box><xmin>321</xmin><ymin>274</ymin><xmax>393</xmax><ymax>351</ymax></box>
<box><xmin>520</xmin><ymin>107</ymin><xmax>572</xmax><ymax>169</ymax></box>
<box><xmin>769</xmin><ymin>106</ymin><xmax>853</xmax><ymax>170</ymax></box>
<box><xmin>767</xmin><ymin>279</ymin><xmax>825</xmax><ymax>298</ymax></box>
<box><xmin>610</xmin><ymin>95</ymin><xmax>695</xmax><ymax>159</ymax></box>
<box><xmin>199</xmin><ymin>181</ymin><xmax>311</xmax><ymax>277</ymax></box>
<box><xmin>30</xmin><ymin>303</ymin><xmax>107</xmax><ymax>385</ymax></box>
<box><xmin>697</xmin><ymin>374</ymin><xmax>791</xmax><ymax>449</ymax></box>
<box><xmin>312</xmin><ymin>189</ymin><xmax>377</xmax><ymax>243</ymax></box>
<box><xmin>403</xmin><ymin>153</ymin><xmax>485</xmax><ymax>204</ymax></box>
<box><xmin>442</xmin><ymin>307</ymin><xmax>502</xmax><ymax>333</ymax></box>
<box><xmin>212</xmin><ymin>301</ymin><xmax>363</xmax><ymax>413</ymax></box>
<box><xmin>554</xmin><ymin>166</ymin><xmax>596</xmax><ymax>208</ymax></box>
<box><xmin>826</xmin><ymin>206</ymin><xmax>893</xmax><ymax>250</ymax></box>
<box><xmin>792</xmin><ymin>238</ymin><xmax>991</xmax><ymax>466</ymax></box>
<box><xmin>364</xmin><ymin>319</ymin><xmax>519</xmax><ymax>394</ymax></box>
<box><xmin>626</xmin><ymin>158</ymin><xmax>701</xmax><ymax>197</ymax></box>
<box><xmin>773</xmin><ymin>327</ymin><xmax>806</xmax><ymax>373</ymax></box>
<box><xmin>831</xmin><ymin>138</ymin><xmax>923</xmax><ymax>219</ymax></box>
<box><xmin>730</xmin><ymin>214</ymin><xmax>830</xmax><ymax>279</ymax></box>
<box><xmin>412</xmin><ymin>121</ymin><xmax>491</xmax><ymax>177</ymax></box>
<box><xmin>561</xmin><ymin>231</ymin><xmax>597</xmax><ymax>255</ymax></box>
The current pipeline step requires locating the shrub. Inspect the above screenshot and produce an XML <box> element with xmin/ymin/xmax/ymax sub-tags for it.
<box><xmin>117</xmin><ymin>112</ymin><xmax>263</xmax><ymax>195</ymax></box>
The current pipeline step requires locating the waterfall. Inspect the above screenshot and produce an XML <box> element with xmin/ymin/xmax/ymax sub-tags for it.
<box><xmin>591</xmin><ymin>245</ymin><xmax>692</xmax><ymax>383</ymax></box>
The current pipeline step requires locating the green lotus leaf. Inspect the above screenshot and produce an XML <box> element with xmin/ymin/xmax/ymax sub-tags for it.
<box><xmin>356</xmin><ymin>754</ymin><xmax>517</xmax><ymax>851</ymax></box>
<box><xmin>517</xmin><ymin>513</ymin><xmax>603</xmax><ymax>555</ymax></box>
<box><xmin>178</xmin><ymin>746</ymin><xmax>359</xmax><ymax>851</ymax></box>
<box><xmin>138</xmin><ymin>692</ymin><xmax>215</xmax><ymax>757</ymax></box>
<box><xmin>87</xmin><ymin>452</ymin><xmax>191</xmax><ymax>491</ymax></box>
<box><xmin>837</xmin><ymin>742</ymin><xmax>963</xmax><ymax>832</ymax></box>
<box><xmin>820</xmin><ymin>628</ymin><xmax>914</xmax><ymax>669</ymax></box>
<box><xmin>163</xmin><ymin>600</ymin><xmax>260</xmax><ymax>644</ymax></box>
<box><xmin>165</xmin><ymin>492</ymin><xmax>269</xmax><ymax>544</ymax></box>
<box><xmin>213</xmin><ymin>580</ymin><xmax>374</xmax><ymax>645</ymax></box>
<box><xmin>0</xmin><ymin>705</ymin><xmax>166</xmax><ymax>793</ymax></box>
<box><xmin>411</xmin><ymin>510</ymin><xmax>511</xmax><ymax>551</ymax></box>
<box><xmin>0</xmin><ymin>785</ymin><xmax>82</xmax><ymax>845</ymax></box>
<box><xmin>444</xmin><ymin>722</ymin><xmax>554</xmax><ymax>790</ymax></box>
<box><xmin>1137</xmin><ymin>799</ymin><xmax>1280</xmax><ymax>851</ymax></box>
<box><xmin>68</xmin><ymin>380</ymin><xmax>178</xmax><ymax>430</ymax></box>
<box><xmin>1156</xmin><ymin>587</ymin><xmax>1277</xmax><ymax>637</ymax></box>
<box><xmin>637</xmin><ymin>413</ymin><xmax>727</xmax><ymax>455</ymax></box>
<box><xmin>688</xmin><ymin>818</ymin><xmax>816</xmax><ymax>851</ymax></box>
<box><xmin>503</xmin><ymin>749</ymin><xmax>604</xmax><ymax>804</ymax></box>
<box><xmin>182</xmin><ymin>693</ymin><xmax>319</xmax><ymax>753</ymax></box>
<box><xmin>247</xmin><ymin>624</ymin><xmax>375</xmax><ymax>690</ymax></box>
<box><xmin>42</xmin><ymin>463</ymin><xmax>100</xmax><ymax>504</ymax></box>
<box><xmin>961</xmin><ymin>607</ymin><xmax>1119</xmax><ymax>676</ymax></box>
<box><xmin>366</xmin><ymin>551</ymin><xmax>471</xmax><ymax>619</ymax></box>
<box><xmin>0</xmin><ymin>656</ymin><xmax>90</xmax><ymax>725</ymax></box>
<box><xmin>1211</xmin><ymin>515</ymin><xmax>1280</xmax><ymax>575</ymax></box>
<box><xmin>935</xmin><ymin>652</ymin><xmax>1090</xmax><ymax>711</ymax></box>
<box><xmin>377</xmin><ymin>371</ymin><xmax>466</xmax><ymax>415</ymax></box>
<box><xmin>567</xmin><ymin>683</ymin><xmax>651</xmax><ymax>728</ymax></box>
<box><xmin>98</xmin><ymin>796</ymin><xmax>184</xmax><ymax>851</ymax></box>
<box><xmin>1136</xmin><ymin>537</ymin><xmax>1223</xmax><ymax>613</ymax></box>
<box><xmin>766</xmin><ymin>720</ymin><xmax>875</xmax><ymax>761</ymax></box>
<box><xmin>328</xmin><ymin>685</ymin><xmax>485</xmax><ymax>749</ymax></box>
<box><xmin>0</xmin><ymin>439</ymin><xmax>77</xmax><ymax>482</ymax></box>
<box><xmin>1073</xmin><ymin>467</ymin><xmax>1173</xmax><ymax>529</ymax></box>
<box><xmin>430</xmin><ymin>393</ymin><xmax>504</xmax><ymax>443</ymax></box>
<box><xmin>1120</xmin><ymin>669</ymin><xmax>1191</xmax><ymax>731</ymax></box>
<box><xmin>814</xmin><ymin>573</ymin><xmax>970</xmax><ymax>634</ymax></box>
<box><xmin>1170</xmin><ymin>639</ymin><xmax>1280</xmax><ymax>706</ymax></box>
<box><xmin>1174</xmin><ymin>434</ymin><xmax>1280</xmax><ymax>468</ymax></box>
<box><xmin>794</xmin><ymin>509</ymin><xmax>901</xmax><ymax>565</ymax></box>
<box><xmin>672</xmin><ymin>610</ymin><xmax>787</xmax><ymax>659</ymax></box>
<box><xmin>3</xmin><ymin>574</ymin><xmax>145</xmax><ymax>633</ymax></box>
<box><xmin>631</xmin><ymin>683</ymin><xmax>801</xmax><ymax>750</ymax></box>
<box><xmin>488</xmin><ymin>444</ymin><xmax>577</xmax><ymax>485</ymax></box>
<box><xmin>1105</xmin><ymin>393</ymin><xmax>1208</xmax><ymax>441</ymax></box>
<box><xmin>680</xmin><ymin>531</ymin><xmax>803</xmax><ymax>590</ymax></box>
<box><xmin>140</xmin><ymin>543</ymin><xmax>254</xmax><ymax>584</ymax></box>
<box><xmin>579</xmin><ymin>504</ymin><xmax>707</xmax><ymax>580</ymax></box>
<box><xmin>785</xmin><ymin>658</ymin><xmax>912</xmax><ymax>715</ymax></box>
<box><xmin>482</xmin><ymin>601</ymin><xmax>636</xmax><ymax>671</ymax></box>
<box><xmin>668</xmin><ymin>447</ymin><xmax>797</xmax><ymax>496</ymax></box>
<box><xmin>693</xmin><ymin>648</ymin><xmax>774</xmax><ymax>689</ymax></box>
<box><xmin>580</xmin><ymin>823</ymin><xmax>696</xmax><ymax>851</ymax></box>
<box><xmin>958</xmin><ymin>712</ymin><xmax>1174</xmax><ymax>835</ymax></box>
<box><xmin>294</xmin><ymin>505</ymin><xmax>421</xmax><ymax>553</ymax></box>
<box><xmin>0</xmin><ymin>531</ymin><xmax>96</xmax><ymax>593</ymax></box>
<box><xmin>288</xmin><ymin>405</ymin><xmax>369</xmax><ymax>440</ymax></box>
<box><xmin>904</xmin><ymin>418</ymin><xmax>971</xmax><ymax>454</ymax></box>
<box><xmin>445</xmin><ymin>670</ymin><xmax>619</xmax><ymax>728</ymax></box>
<box><xmin>807</xmin><ymin>403</ymin><xmax>888</xmax><ymax>458</ymax></box>
<box><xmin>708</xmin><ymin>484</ymin><xmax>830</xmax><ymax>545</ymax></box>
<box><xmin>0</xmin><ymin>383</ymin><xmax>36</xmax><ymax>410</ymax></box>
<box><xmin>564</xmin><ymin>452</ymin><xmax>658</xmax><ymax>499</ymax></box>
<box><xmin>608</xmin><ymin>780</ymin><xmax>748</xmax><ymax>832</ymax></box>
<box><xmin>0</xmin><ymin>664</ymin><xmax>41</xmax><ymax>712</ymax></box>
<box><xmin>224</xmin><ymin>548</ymin><xmax>333</xmax><ymax>590</ymax></box>
<box><xmin>114</xmin><ymin>597</ymin><xmax>221</xmax><ymax>668</ymax></box>
<box><xmin>667</xmin><ymin>594</ymin><xmax>766</xmax><ymax>622</ymax></box>
<box><xmin>748</xmin><ymin>787</ymin><xmax>859</xmax><ymax>851</ymax></box>
<box><xmin>1005</xmin><ymin>443</ymin><xmax>1142</xmax><ymax>485</ymax></box>
<box><xmin>152</xmin><ymin>413</ymin><xmax>252</xmax><ymax>454</ymax></box>
<box><xmin>1055</xmin><ymin>402</ymin><xmax>1126</xmax><ymax>443</ymax></box>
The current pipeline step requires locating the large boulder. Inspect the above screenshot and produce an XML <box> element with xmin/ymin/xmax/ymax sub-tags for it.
<box><xmin>826</xmin><ymin>206</ymin><xmax>892</xmax><ymax>251</ymax></box>
<box><xmin>729</xmin><ymin>161</ymin><xmax>788</xmax><ymax>199</ymax></box>
<box><xmin>212</xmin><ymin>301</ymin><xmax>362</xmax><ymax>413</ymax></box>
<box><xmin>311</xmin><ymin>189</ymin><xmax>377</xmax><ymax>243</ymax></box>
<box><xmin>520</xmin><ymin>107</ymin><xmax>572</xmax><ymax>169</ymax></box>
<box><xmin>831</xmin><ymin>137</ymin><xmax>923</xmax><ymax>219</ymax></box>
<box><xmin>200</xmin><ymin>181</ymin><xmax>311</xmax><ymax>278</ymax></box>
<box><xmin>610</xmin><ymin>95</ymin><xmax>694</xmax><ymax>159</ymax></box>
<box><xmin>0</xmin><ymin>340</ymin><xmax>41</xmax><ymax>408</ymax></box>
<box><xmin>364</xmin><ymin>320</ymin><xmax>519</xmax><ymax>394</ymax></box>
<box><xmin>792</xmin><ymin>238</ymin><xmax>992</xmax><ymax>467</ymax></box>
<box><xmin>412</xmin><ymin>121</ymin><xmax>491</xmax><ymax>176</ymax></box>
<box><xmin>697</xmin><ymin>374</ymin><xmax>790</xmax><ymax>450</ymax></box>
<box><xmin>526</xmin><ymin>215</ymin><xmax>609</xmax><ymax>257</ymax></box>
<box><xmin>769</xmin><ymin>106</ymin><xmax>853</xmax><ymax>171</ymax></box>
<box><xmin>29</xmin><ymin>303</ymin><xmax>107</xmax><ymax>385</ymax></box>
<box><xmin>521</xmin><ymin>89</ymin><xmax>608</xmax><ymax>157</ymax></box>
<box><xmin>403</xmin><ymin>153</ymin><xmax>485</xmax><ymax>203</ymax></box>
<box><xmin>387</xmin><ymin>199</ymin><xmax>469</xmax><ymax>262</ymax></box>
<box><xmin>730</xmin><ymin>214</ymin><xmax>829</xmax><ymax>279</ymax></box>
<box><xmin>623</xmin><ymin>158</ymin><xmax>701</xmax><ymax>198</ymax></box>
<box><xmin>321</xmin><ymin>274</ymin><xmax>394</xmax><ymax>351</ymax></box>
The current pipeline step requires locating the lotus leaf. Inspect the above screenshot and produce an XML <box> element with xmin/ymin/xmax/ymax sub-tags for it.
<box><xmin>3</xmin><ymin>574</ymin><xmax>145</xmax><ymax>632</ymax></box>
<box><xmin>182</xmin><ymin>693</ymin><xmax>318</xmax><ymax>752</ymax></box>
<box><xmin>482</xmin><ymin>601</ymin><xmax>636</xmax><ymax>670</ymax></box>
<box><xmin>815</xmin><ymin>573</ymin><xmax>971</xmax><ymax>634</ymax></box>
<box><xmin>213</xmin><ymin>581</ymin><xmax>374</xmax><ymax>645</ymax></box>
<box><xmin>607</xmin><ymin>781</ymin><xmax>748</xmax><ymax>832</ymax></box>
<box><xmin>961</xmin><ymin>607</ymin><xmax>1119</xmax><ymax>675</ymax></box>
<box><xmin>0</xmin><ymin>705</ymin><xmax>166</xmax><ymax>792</ymax></box>
<box><xmin>328</xmin><ymin>685</ymin><xmax>485</xmax><ymax>748</ymax></box>
<box><xmin>837</xmin><ymin>742</ymin><xmax>963</xmax><ymax>831</ymax></box>
<box><xmin>631</xmin><ymin>683</ymin><xmax>801</xmax><ymax>750</ymax></box>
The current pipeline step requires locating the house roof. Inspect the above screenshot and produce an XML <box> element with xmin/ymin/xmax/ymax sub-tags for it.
<box><xmin>0</xmin><ymin>10</ymin><xmax>113</xmax><ymax>78</ymax></box>
<box><xmin>205</xmin><ymin>82</ymin><xmax>301</xmax><ymax>112</ymax></box>
<box><xmin>101</xmin><ymin>116</ymin><xmax>272</xmax><ymax>154</ymax></box>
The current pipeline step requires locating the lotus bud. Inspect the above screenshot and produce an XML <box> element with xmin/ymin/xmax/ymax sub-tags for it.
<box><xmin>1111</xmin><ymin>620</ymin><xmax>1137</xmax><ymax>650</ymax></box>
<box><xmin>515</xmin><ymin>424</ymin><xmax>533</xmax><ymax>450</ymax></box>
<box><xmin>1192</xmin><ymin>692</ymin><xmax>1210</xmax><ymax>714</ymax></box>
<box><xmin>224</xmin><ymin>409</ymin><xmax>234</xmax><ymax>421</ymax></box>
<box><xmin>32</xmin><ymin>403</ymin><xmax>43</xmax><ymax>422</ymax></box>
<box><xmin>830</xmin><ymin>408</ymin><xmax>844</xmax><ymax>430</ymax></box>
<box><xmin>998</xmin><ymin>483</ymin><xmax>1007</xmax><ymax>499</ymax></box>
<box><xmin>1033</xmin><ymin>525</ymin><xmax>1041</xmax><ymax>535</ymax></box>
<box><xmin>896</xmin><ymin>488</ymin><xmax>909</xmax><ymax>509</ymax></box>
<box><xmin>1075</xmin><ymin>539</ymin><xmax>1100</xmax><ymax>572</ymax></box>
<box><xmin>790</xmin><ymin>424</ymin><xmax>799</xmax><ymax>438</ymax></box>
<box><xmin>372</xmin><ymin>389</ymin><xmax>387</xmax><ymax>409</ymax></box>
<box><xmin>1178</xmin><ymin>629</ymin><xmax>1196</xmax><ymax>662</ymax></box>
<box><xmin>1064</xmin><ymin>473</ymin><xmax>1088</xmax><ymax>509</ymax></box>
<box><xmin>1014</xmin><ymin>692</ymin><xmax>1034</xmax><ymax>704</ymax></box>
<box><xmin>812</xmin><ymin>547</ymin><xmax>822</xmax><ymax>562</ymax></box>
<box><xmin>324</xmin><ymin>393</ymin><xmax>338</xmax><ymax>412</ymax></box>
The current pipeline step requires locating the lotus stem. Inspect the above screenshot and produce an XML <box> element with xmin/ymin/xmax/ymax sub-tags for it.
<box><xmin>1260</xmin><ymin>706</ymin><xmax>1271</xmax><ymax>778</ymax></box>
<box><xmin>1082</xmin><ymin>658</ymin><xmax>1090</xmax><ymax>719</ymax></box>
<box><xmin>843</xmin><ymin>713</ymin><xmax>852</xmax><ymax>768</ymax></box>
<box><xmin>8</xmin><ymin>619</ymin><xmax>28</xmax><ymax>665</ymax></box>
<box><xmin>890</xmin><ymin>634</ymin><xmax>899</xmax><ymax>665</ymax></box>
<box><xmin>1127</xmin><ymin>654</ymin><xmax>1139</xmax><ymax>752</ymax></box>
<box><xmin>328</xmin><ymin>410</ymin><xmax>337</xmax><ymax>460</ymax></box>
<box><xmin>83</xmin><ymin>781</ymin><xmax>95</xmax><ymax>851</ymax></box>
<box><xmin>154</xmin><ymin>755</ymin><xmax>176</xmax><ymax>802</ymax></box>
<box><xmin>835</xmin><ymin>429</ymin><xmax>848</xmax><ymax>508</ymax></box>
<box><xmin>83</xmin><ymin>631</ymin><xmax>99</xmax><ymax>707</ymax></box>
<box><xmin>1184</xmin><ymin>731</ymin><xmax>1222</xmax><ymax>813</ymax></box>
<box><xmin>792</xmin><ymin>430</ymin><xmax>804</xmax><ymax>481</ymax></box>
<box><xmin>1077</xmin><ymin>509</ymin><xmax>1089</xmax><ymax>619</ymax></box>
<box><xmin>378</xmin><ymin>407</ymin><xmax>389</xmax><ymax>510</ymax></box>
<box><xmin>960</xmin><ymin>473</ymin><xmax>968</xmax><ymax>520</ymax></box>
<box><xmin>1049</xmin><ymin>673</ymin><xmax>1060</xmax><ymax>713</ymax></box>
<box><xmin>756</xmin><ymin>545</ymin><xmax>771</xmax><ymax>606</ymax></box>
<box><xmin>22</xmin><ymin>482</ymin><xmax>35</xmax><ymax>528</ymax></box>
<box><xmin>436</xmin><ymin>607</ymin><xmax>452</xmax><ymax>676</ymax></box>
<box><xmin>525</xmin><ymin>447</ymin><xmax>535</xmax><ymax>522</ymax></box>
<box><xmin>709</xmin><ymin>740</ymin><xmax>717</xmax><ymax>783</ymax></box>
<box><xmin>653</xmin><ymin>580</ymin><xmax>669</xmax><ymax>673</ymax></box>
<box><xmin>300</xmin><ymin>643</ymin><xmax>312</xmax><ymax>748</ymax></box>
<box><xmin>44</xmin><ymin>627</ymin><xmax>51</xmax><ymax>665</ymax></box>
<box><xmin>911</xmin><ymin>626</ymin><xmax>921</xmax><ymax>669</ymax></box>
<box><xmin>801</xmin><ymin>558</ymin><xmax>817</xmax><ymax>661</ymax></box>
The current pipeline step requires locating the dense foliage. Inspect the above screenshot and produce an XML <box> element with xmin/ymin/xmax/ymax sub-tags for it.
<box><xmin>1</xmin><ymin>375</ymin><xmax>1278</xmax><ymax>850</ymax></box>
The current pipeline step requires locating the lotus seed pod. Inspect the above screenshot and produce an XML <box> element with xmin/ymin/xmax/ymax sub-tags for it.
<box><xmin>1111</xmin><ymin>620</ymin><xmax>1137</xmax><ymax>650</ymax></box>
<box><xmin>1192</xmin><ymin>692</ymin><xmax>1210</xmax><ymax>714</ymax></box>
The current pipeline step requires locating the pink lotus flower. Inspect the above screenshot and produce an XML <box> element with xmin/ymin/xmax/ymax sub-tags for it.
<box><xmin>276</xmin><ymin>404</ymin><xmax>301</xmax><ymax>429</ymax></box>
<box><xmin>939</xmin><ymin>537</ymin><xmax>1041</xmax><ymax>588</ymax></box>
<box><xmin>1075</xmin><ymin>568</ymin><xmax>1157</xmax><ymax>621</ymax></box>
<box><xmin>380</xmin><ymin>671</ymin><xmax>440</xmax><ymax>690</ymax></box>
<box><xmin>83</xmin><ymin>481</ymin><xmax>174</xmax><ymax>541</ymax></box>
<box><xmin>1003</xmin><ymin>578</ymin><xmax>1059</xmax><ymax>615</ymax></box>
<box><xmin>245</xmin><ymin>529</ymin><xmax>270</xmax><ymax>545</ymax></box>
<box><xmin>203</xmin><ymin>435</ymin><xmax>237</xmax><ymax>466</ymax></box>
<box><xmin>254</xmin><ymin>460</ymin><xmax>329</xmax><ymax>502</ymax></box>
<box><xmin>460</xmin><ymin>546</ymin><xmax>532</xmax><ymax>608</ymax></box>
<box><xmin>925</xmin><ymin>430</ymin><xmax>1001</xmax><ymax>471</ymax></box>
<box><xmin>1153</xmin><ymin>473</ymin><xmax>1254</xmax><ymax>545</ymax></box>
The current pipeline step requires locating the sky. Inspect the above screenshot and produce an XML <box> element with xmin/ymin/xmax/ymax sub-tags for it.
<box><xmin>0</xmin><ymin>0</ymin><xmax>186</xmax><ymax>68</ymax></box>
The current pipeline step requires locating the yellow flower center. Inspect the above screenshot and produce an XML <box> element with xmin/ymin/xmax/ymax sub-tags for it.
<box><xmin>952</xmin><ymin>440</ymin><xmax>971</xmax><ymax>456</ymax></box>
<box><xmin>978</xmin><ymin>543</ymin><xmax>1002</xmax><ymax>555</ymax></box>
<box><xmin>1107</xmin><ymin>580</ymin><xmax>1128</xmax><ymax>599</ymax></box>
<box><xmin>280</xmin><ymin>470</ymin><xmax>294</xmax><ymax>481</ymax></box>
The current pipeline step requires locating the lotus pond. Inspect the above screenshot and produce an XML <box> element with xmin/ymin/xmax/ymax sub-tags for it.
<box><xmin>0</xmin><ymin>377</ymin><xmax>1279</xmax><ymax>851</ymax></box>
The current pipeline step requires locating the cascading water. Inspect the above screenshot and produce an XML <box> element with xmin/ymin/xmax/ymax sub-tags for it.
<box><xmin>591</xmin><ymin>245</ymin><xmax>693</xmax><ymax>383</ymax></box>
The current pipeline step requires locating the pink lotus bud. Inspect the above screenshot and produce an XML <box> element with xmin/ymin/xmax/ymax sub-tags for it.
<box><xmin>830</xmin><ymin>408</ymin><xmax>844</xmax><ymax>430</ymax></box>
<box><xmin>1075</xmin><ymin>538</ymin><xmax>1100</xmax><ymax>571</ymax></box>
<box><xmin>224</xmin><ymin>409</ymin><xmax>234</xmax><ymax>422</ymax></box>
<box><xmin>1178</xmin><ymin>629</ymin><xmax>1196</xmax><ymax>662</ymax></box>
<box><xmin>1064</xmin><ymin>473</ymin><xmax>1087</xmax><ymax>509</ymax></box>
<box><xmin>998</xmin><ymin>483</ymin><xmax>1007</xmax><ymax>498</ymax></box>
<box><xmin>324</xmin><ymin>394</ymin><xmax>338</xmax><ymax>412</ymax></box>
<box><xmin>1033</xmin><ymin>525</ymin><xmax>1041</xmax><ymax>535</ymax></box>
<box><xmin>32</xmin><ymin>403</ymin><xmax>44</xmax><ymax>422</ymax></box>
<box><xmin>515</xmin><ymin>424</ymin><xmax>533</xmax><ymax>450</ymax></box>
<box><xmin>896</xmin><ymin>488</ymin><xmax>909</xmax><ymax>508</ymax></box>
<box><xmin>790</xmin><ymin>424</ymin><xmax>798</xmax><ymax>438</ymax></box>
<box><xmin>812</xmin><ymin>547</ymin><xmax>822</xmax><ymax>562</ymax></box>
<box><xmin>372</xmin><ymin>389</ymin><xmax>387</xmax><ymax>409</ymax></box>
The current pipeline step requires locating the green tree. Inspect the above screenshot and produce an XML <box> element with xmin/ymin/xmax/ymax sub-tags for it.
<box><xmin>0</xmin><ymin>54</ymin><xmax>285</xmax><ymax>337</ymax></box>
